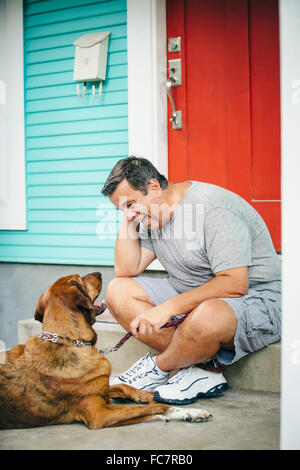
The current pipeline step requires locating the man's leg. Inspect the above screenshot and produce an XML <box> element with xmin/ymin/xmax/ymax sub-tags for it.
<box><xmin>155</xmin><ymin>298</ymin><xmax>237</xmax><ymax>371</ymax></box>
<box><xmin>105</xmin><ymin>277</ymin><xmax>176</xmax><ymax>352</ymax></box>
<box><xmin>105</xmin><ymin>278</ymin><xmax>237</xmax><ymax>369</ymax></box>
<box><xmin>106</xmin><ymin>278</ymin><xmax>235</xmax><ymax>400</ymax></box>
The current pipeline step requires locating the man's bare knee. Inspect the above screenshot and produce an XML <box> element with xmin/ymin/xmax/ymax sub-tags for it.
<box><xmin>105</xmin><ymin>277</ymin><xmax>154</xmax><ymax>313</ymax></box>
<box><xmin>105</xmin><ymin>277</ymin><xmax>131</xmax><ymax>309</ymax></box>
<box><xmin>185</xmin><ymin>298</ymin><xmax>237</xmax><ymax>344</ymax></box>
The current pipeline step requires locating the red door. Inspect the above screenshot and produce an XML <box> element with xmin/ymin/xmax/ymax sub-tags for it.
<box><xmin>166</xmin><ymin>0</ymin><xmax>281</xmax><ymax>251</ymax></box>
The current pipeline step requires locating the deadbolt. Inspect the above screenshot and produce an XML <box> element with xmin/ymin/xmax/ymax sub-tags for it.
<box><xmin>168</xmin><ymin>37</ymin><xmax>181</xmax><ymax>53</ymax></box>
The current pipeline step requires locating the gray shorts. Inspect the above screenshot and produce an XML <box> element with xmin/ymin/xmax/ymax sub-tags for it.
<box><xmin>133</xmin><ymin>275</ymin><xmax>281</xmax><ymax>366</ymax></box>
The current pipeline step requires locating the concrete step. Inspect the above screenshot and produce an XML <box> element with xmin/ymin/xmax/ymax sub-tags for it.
<box><xmin>17</xmin><ymin>318</ymin><xmax>280</xmax><ymax>393</ymax></box>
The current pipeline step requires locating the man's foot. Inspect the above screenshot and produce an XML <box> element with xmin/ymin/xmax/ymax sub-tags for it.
<box><xmin>154</xmin><ymin>365</ymin><xmax>228</xmax><ymax>405</ymax></box>
<box><xmin>110</xmin><ymin>352</ymin><xmax>170</xmax><ymax>391</ymax></box>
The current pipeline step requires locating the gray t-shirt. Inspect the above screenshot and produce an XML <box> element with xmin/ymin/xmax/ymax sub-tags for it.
<box><xmin>139</xmin><ymin>181</ymin><xmax>281</xmax><ymax>297</ymax></box>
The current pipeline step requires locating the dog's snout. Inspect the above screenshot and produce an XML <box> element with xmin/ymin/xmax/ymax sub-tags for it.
<box><xmin>88</xmin><ymin>271</ymin><xmax>102</xmax><ymax>280</ymax></box>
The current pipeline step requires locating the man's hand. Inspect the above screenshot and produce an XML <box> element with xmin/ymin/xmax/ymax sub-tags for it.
<box><xmin>129</xmin><ymin>303</ymin><xmax>173</xmax><ymax>337</ymax></box>
<box><xmin>114</xmin><ymin>212</ymin><xmax>156</xmax><ymax>277</ymax></box>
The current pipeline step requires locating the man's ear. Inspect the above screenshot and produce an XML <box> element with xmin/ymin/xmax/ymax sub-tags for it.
<box><xmin>34</xmin><ymin>294</ymin><xmax>46</xmax><ymax>323</ymax></box>
<box><xmin>147</xmin><ymin>178</ymin><xmax>162</xmax><ymax>195</ymax></box>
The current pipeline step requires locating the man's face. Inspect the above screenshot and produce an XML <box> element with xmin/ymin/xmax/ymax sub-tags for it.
<box><xmin>109</xmin><ymin>178</ymin><xmax>171</xmax><ymax>231</ymax></box>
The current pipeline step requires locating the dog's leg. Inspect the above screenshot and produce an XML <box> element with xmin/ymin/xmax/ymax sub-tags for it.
<box><xmin>76</xmin><ymin>395</ymin><xmax>170</xmax><ymax>430</ymax></box>
<box><xmin>76</xmin><ymin>396</ymin><xmax>212</xmax><ymax>429</ymax></box>
<box><xmin>109</xmin><ymin>406</ymin><xmax>212</xmax><ymax>427</ymax></box>
<box><xmin>148</xmin><ymin>406</ymin><xmax>212</xmax><ymax>423</ymax></box>
<box><xmin>109</xmin><ymin>384</ymin><xmax>155</xmax><ymax>403</ymax></box>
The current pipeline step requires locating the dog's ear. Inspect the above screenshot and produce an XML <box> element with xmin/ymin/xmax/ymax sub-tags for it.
<box><xmin>69</xmin><ymin>280</ymin><xmax>96</xmax><ymax>325</ymax></box>
<box><xmin>34</xmin><ymin>294</ymin><xmax>46</xmax><ymax>323</ymax></box>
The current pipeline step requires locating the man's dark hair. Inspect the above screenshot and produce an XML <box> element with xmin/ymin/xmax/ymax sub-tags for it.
<box><xmin>101</xmin><ymin>156</ymin><xmax>168</xmax><ymax>196</ymax></box>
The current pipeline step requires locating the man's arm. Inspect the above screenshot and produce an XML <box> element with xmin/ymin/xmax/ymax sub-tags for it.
<box><xmin>166</xmin><ymin>265</ymin><xmax>249</xmax><ymax>314</ymax></box>
<box><xmin>130</xmin><ymin>266</ymin><xmax>249</xmax><ymax>336</ymax></box>
<box><xmin>114</xmin><ymin>213</ymin><xmax>156</xmax><ymax>277</ymax></box>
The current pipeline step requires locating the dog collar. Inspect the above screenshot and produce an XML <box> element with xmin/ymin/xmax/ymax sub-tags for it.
<box><xmin>39</xmin><ymin>330</ymin><xmax>93</xmax><ymax>348</ymax></box>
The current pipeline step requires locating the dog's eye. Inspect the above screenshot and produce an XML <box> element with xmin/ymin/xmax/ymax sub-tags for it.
<box><xmin>70</xmin><ymin>280</ymin><xmax>89</xmax><ymax>299</ymax></box>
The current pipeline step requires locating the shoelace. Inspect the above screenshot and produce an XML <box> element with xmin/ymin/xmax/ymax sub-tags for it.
<box><xmin>168</xmin><ymin>367</ymin><xmax>191</xmax><ymax>384</ymax></box>
<box><xmin>119</xmin><ymin>354</ymin><xmax>153</xmax><ymax>381</ymax></box>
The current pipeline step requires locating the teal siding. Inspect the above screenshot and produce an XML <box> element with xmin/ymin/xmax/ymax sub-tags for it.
<box><xmin>0</xmin><ymin>0</ymin><xmax>127</xmax><ymax>265</ymax></box>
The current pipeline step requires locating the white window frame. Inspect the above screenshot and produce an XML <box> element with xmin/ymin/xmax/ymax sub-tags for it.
<box><xmin>0</xmin><ymin>0</ymin><xmax>26</xmax><ymax>230</ymax></box>
<box><xmin>127</xmin><ymin>0</ymin><xmax>167</xmax><ymax>269</ymax></box>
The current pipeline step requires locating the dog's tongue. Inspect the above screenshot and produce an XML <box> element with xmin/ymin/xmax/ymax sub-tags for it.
<box><xmin>93</xmin><ymin>301</ymin><xmax>107</xmax><ymax>315</ymax></box>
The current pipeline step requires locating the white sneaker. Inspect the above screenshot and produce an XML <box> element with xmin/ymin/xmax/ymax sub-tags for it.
<box><xmin>110</xmin><ymin>352</ymin><xmax>170</xmax><ymax>392</ymax></box>
<box><xmin>154</xmin><ymin>365</ymin><xmax>228</xmax><ymax>405</ymax></box>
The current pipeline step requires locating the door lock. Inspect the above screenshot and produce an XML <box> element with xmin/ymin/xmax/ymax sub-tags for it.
<box><xmin>168</xmin><ymin>37</ymin><xmax>181</xmax><ymax>53</ymax></box>
<box><xmin>166</xmin><ymin>78</ymin><xmax>182</xmax><ymax>130</ymax></box>
<box><xmin>166</xmin><ymin>57</ymin><xmax>182</xmax><ymax>129</ymax></box>
<box><xmin>168</xmin><ymin>59</ymin><xmax>182</xmax><ymax>86</ymax></box>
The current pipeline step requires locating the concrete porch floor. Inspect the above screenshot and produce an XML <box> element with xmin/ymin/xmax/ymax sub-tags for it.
<box><xmin>0</xmin><ymin>389</ymin><xmax>280</xmax><ymax>451</ymax></box>
<box><xmin>0</xmin><ymin>316</ymin><xmax>281</xmax><ymax>450</ymax></box>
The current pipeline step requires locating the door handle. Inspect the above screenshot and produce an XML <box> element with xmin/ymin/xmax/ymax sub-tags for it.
<box><xmin>166</xmin><ymin>78</ymin><xmax>182</xmax><ymax>130</ymax></box>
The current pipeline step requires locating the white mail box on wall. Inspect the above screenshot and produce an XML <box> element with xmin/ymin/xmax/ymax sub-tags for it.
<box><xmin>73</xmin><ymin>31</ymin><xmax>111</xmax><ymax>98</ymax></box>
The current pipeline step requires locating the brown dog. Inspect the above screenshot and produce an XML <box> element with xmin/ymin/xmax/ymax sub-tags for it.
<box><xmin>0</xmin><ymin>272</ymin><xmax>211</xmax><ymax>430</ymax></box>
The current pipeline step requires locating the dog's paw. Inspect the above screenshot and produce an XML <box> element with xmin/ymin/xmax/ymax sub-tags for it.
<box><xmin>136</xmin><ymin>390</ymin><xmax>155</xmax><ymax>403</ymax></box>
<box><xmin>164</xmin><ymin>406</ymin><xmax>212</xmax><ymax>423</ymax></box>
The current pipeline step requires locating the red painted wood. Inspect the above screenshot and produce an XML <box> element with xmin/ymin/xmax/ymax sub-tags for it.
<box><xmin>166</xmin><ymin>0</ymin><xmax>188</xmax><ymax>182</ymax></box>
<box><xmin>166</xmin><ymin>0</ymin><xmax>281</xmax><ymax>250</ymax></box>
<box><xmin>224</xmin><ymin>0</ymin><xmax>252</xmax><ymax>201</ymax></box>
<box><xmin>248</xmin><ymin>0</ymin><xmax>281</xmax><ymax>250</ymax></box>
<box><xmin>249</xmin><ymin>0</ymin><xmax>281</xmax><ymax>202</ymax></box>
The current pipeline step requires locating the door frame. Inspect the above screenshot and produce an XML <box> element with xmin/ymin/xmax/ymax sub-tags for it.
<box><xmin>127</xmin><ymin>0</ymin><xmax>168</xmax><ymax>178</ymax></box>
<box><xmin>127</xmin><ymin>0</ymin><xmax>168</xmax><ymax>271</ymax></box>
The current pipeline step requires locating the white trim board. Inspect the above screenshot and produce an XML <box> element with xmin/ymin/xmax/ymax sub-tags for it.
<box><xmin>127</xmin><ymin>0</ymin><xmax>168</xmax><ymax>177</ymax></box>
<box><xmin>127</xmin><ymin>0</ymin><xmax>168</xmax><ymax>271</ymax></box>
<box><xmin>0</xmin><ymin>0</ymin><xmax>26</xmax><ymax>230</ymax></box>
<box><xmin>279</xmin><ymin>0</ymin><xmax>300</xmax><ymax>451</ymax></box>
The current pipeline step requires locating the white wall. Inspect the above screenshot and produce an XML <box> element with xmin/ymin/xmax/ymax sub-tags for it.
<box><xmin>280</xmin><ymin>0</ymin><xmax>300</xmax><ymax>450</ymax></box>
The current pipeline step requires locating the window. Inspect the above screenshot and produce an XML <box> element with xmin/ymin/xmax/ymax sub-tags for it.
<box><xmin>0</xmin><ymin>0</ymin><xmax>26</xmax><ymax>230</ymax></box>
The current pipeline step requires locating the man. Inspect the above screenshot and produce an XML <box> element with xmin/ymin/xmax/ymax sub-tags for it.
<box><xmin>101</xmin><ymin>156</ymin><xmax>281</xmax><ymax>405</ymax></box>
